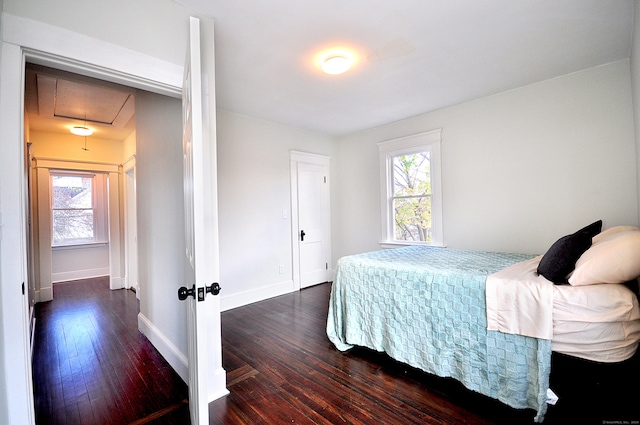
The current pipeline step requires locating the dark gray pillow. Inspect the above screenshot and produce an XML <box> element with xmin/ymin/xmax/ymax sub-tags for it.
<box><xmin>537</xmin><ymin>220</ymin><xmax>602</xmax><ymax>284</ymax></box>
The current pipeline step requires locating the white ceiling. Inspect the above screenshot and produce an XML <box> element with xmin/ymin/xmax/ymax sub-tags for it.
<box><xmin>25</xmin><ymin>0</ymin><xmax>636</xmax><ymax>140</ymax></box>
<box><xmin>181</xmin><ymin>0</ymin><xmax>635</xmax><ymax>136</ymax></box>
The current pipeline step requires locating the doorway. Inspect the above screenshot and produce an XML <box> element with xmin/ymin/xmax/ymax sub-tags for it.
<box><xmin>25</xmin><ymin>63</ymin><xmax>133</xmax><ymax>302</ymax></box>
<box><xmin>23</xmin><ymin>61</ymin><xmax>200</xmax><ymax>424</ymax></box>
<box><xmin>23</xmin><ymin>62</ymin><xmax>153</xmax><ymax>423</ymax></box>
<box><xmin>0</xmin><ymin>17</ymin><xmax>187</xmax><ymax>423</ymax></box>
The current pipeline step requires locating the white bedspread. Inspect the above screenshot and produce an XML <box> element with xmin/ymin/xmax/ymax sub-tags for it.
<box><xmin>486</xmin><ymin>255</ymin><xmax>555</xmax><ymax>340</ymax></box>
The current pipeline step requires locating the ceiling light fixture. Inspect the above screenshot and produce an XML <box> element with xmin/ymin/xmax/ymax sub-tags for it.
<box><xmin>71</xmin><ymin>126</ymin><xmax>93</xmax><ymax>136</ymax></box>
<box><xmin>321</xmin><ymin>51</ymin><xmax>354</xmax><ymax>75</ymax></box>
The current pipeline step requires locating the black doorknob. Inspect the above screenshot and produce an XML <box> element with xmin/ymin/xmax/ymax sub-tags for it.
<box><xmin>300</xmin><ymin>230</ymin><xmax>306</xmax><ymax>241</ymax></box>
<box><xmin>178</xmin><ymin>284</ymin><xmax>196</xmax><ymax>301</ymax></box>
<box><xmin>206</xmin><ymin>282</ymin><xmax>221</xmax><ymax>296</ymax></box>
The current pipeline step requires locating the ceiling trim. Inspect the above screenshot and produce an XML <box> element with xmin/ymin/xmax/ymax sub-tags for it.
<box><xmin>25</xmin><ymin>49</ymin><xmax>182</xmax><ymax>98</ymax></box>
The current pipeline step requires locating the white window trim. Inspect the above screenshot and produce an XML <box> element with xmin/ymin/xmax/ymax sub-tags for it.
<box><xmin>378</xmin><ymin>129</ymin><xmax>444</xmax><ymax>248</ymax></box>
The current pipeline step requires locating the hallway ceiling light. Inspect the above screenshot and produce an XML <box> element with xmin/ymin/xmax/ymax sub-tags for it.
<box><xmin>321</xmin><ymin>51</ymin><xmax>354</xmax><ymax>75</ymax></box>
<box><xmin>70</xmin><ymin>126</ymin><xmax>93</xmax><ymax>136</ymax></box>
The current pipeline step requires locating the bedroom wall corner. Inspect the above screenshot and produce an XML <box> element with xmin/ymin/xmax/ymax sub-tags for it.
<box><xmin>334</xmin><ymin>132</ymin><xmax>382</xmax><ymax>257</ymax></box>
<box><xmin>216</xmin><ymin>110</ymin><xmax>339</xmax><ymax>309</ymax></box>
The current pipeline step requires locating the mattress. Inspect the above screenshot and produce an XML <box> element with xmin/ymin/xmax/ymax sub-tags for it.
<box><xmin>552</xmin><ymin>282</ymin><xmax>640</xmax><ymax>362</ymax></box>
<box><xmin>486</xmin><ymin>254</ymin><xmax>640</xmax><ymax>363</ymax></box>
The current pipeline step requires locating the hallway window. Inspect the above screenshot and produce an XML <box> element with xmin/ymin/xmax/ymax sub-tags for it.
<box><xmin>51</xmin><ymin>172</ymin><xmax>106</xmax><ymax>246</ymax></box>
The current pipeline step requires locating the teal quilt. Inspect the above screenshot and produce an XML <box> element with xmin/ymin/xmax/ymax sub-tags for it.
<box><xmin>327</xmin><ymin>246</ymin><xmax>551</xmax><ymax>422</ymax></box>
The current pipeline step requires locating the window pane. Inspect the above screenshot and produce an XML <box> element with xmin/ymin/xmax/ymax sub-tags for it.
<box><xmin>393</xmin><ymin>152</ymin><xmax>431</xmax><ymax>197</ymax></box>
<box><xmin>52</xmin><ymin>209</ymin><xmax>94</xmax><ymax>244</ymax></box>
<box><xmin>52</xmin><ymin>175</ymin><xmax>93</xmax><ymax>209</ymax></box>
<box><xmin>393</xmin><ymin>196</ymin><xmax>432</xmax><ymax>242</ymax></box>
<box><xmin>52</xmin><ymin>174</ymin><xmax>95</xmax><ymax>245</ymax></box>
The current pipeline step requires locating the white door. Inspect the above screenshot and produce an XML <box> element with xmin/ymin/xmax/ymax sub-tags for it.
<box><xmin>292</xmin><ymin>152</ymin><xmax>331</xmax><ymax>289</ymax></box>
<box><xmin>180</xmin><ymin>16</ymin><xmax>227</xmax><ymax>425</ymax></box>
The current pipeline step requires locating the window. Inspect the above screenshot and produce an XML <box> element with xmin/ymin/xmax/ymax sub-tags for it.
<box><xmin>51</xmin><ymin>172</ymin><xmax>107</xmax><ymax>246</ymax></box>
<box><xmin>379</xmin><ymin>129</ymin><xmax>443</xmax><ymax>246</ymax></box>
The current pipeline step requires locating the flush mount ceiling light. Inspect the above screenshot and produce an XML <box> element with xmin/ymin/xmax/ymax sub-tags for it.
<box><xmin>320</xmin><ymin>51</ymin><xmax>354</xmax><ymax>75</ymax></box>
<box><xmin>70</xmin><ymin>126</ymin><xmax>93</xmax><ymax>136</ymax></box>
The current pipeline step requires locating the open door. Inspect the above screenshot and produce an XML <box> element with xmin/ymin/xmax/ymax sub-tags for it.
<box><xmin>179</xmin><ymin>16</ymin><xmax>227</xmax><ymax>425</ymax></box>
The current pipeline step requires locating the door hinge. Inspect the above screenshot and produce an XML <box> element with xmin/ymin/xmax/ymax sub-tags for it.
<box><xmin>326</xmin><ymin>263</ymin><xmax>328</xmax><ymax>270</ymax></box>
<box><xmin>22</xmin><ymin>282</ymin><xmax>25</xmax><ymax>295</ymax></box>
<box><xmin>324</xmin><ymin>176</ymin><xmax>327</xmax><ymax>183</ymax></box>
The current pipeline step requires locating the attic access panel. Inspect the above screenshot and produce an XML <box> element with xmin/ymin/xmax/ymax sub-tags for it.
<box><xmin>36</xmin><ymin>72</ymin><xmax>135</xmax><ymax>129</ymax></box>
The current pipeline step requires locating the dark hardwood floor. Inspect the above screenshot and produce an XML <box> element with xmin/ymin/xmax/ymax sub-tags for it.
<box><xmin>32</xmin><ymin>277</ymin><xmax>190</xmax><ymax>425</ymax></box>
<box><xmin>33</xmin><ymin>278</ymin><xmax>639</xmax><ymax>424</ymax></box>
<box><xmin>215</xmin><ymin>283</ymin><xmax>639</xmax><ymax>425</ymax></box>
<box><xmin>211</xmin><ymin>283</ymin><xmax>535</xmax><ymax>425</ymax></box>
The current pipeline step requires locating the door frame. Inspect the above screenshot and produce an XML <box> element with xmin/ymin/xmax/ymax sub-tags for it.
<box><xmin>289</xmin><ymin>150</ymin><xmax>332</xmax><ymax>290</ymax></box>
<box><xmin>123</xmin><ymin>157</ymin><xmax>139</xmax><ymax>298</ymax></box>
<box><xmin>0</xmin><ymin>13</ymin><xmax>183</xmax><ymax>424</ymax></box>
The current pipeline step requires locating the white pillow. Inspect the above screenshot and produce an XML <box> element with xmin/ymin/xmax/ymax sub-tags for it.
<box><xmin>592</xmin><ymin>225</ymin><xmax>640</xmax><ymax>244</ymax></box>
<box><xmin>569</xmin><ymin>230</ymin><xmax>640</xmax><ymax>286</ymax></box>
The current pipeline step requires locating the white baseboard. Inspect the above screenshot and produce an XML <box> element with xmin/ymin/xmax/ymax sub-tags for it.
<box><xmin>36</xmin><ymin>287</ymin><xmax>53</xmax><ymax>303</ymax></box>
<box><xmin>220</xmin><ymin>279</ymin><xmax>295</xmax><ymax>312</ymax></box>
<box><xmin>52</xmin><ymin>267</ymin><xmax>110</xmax><ymax>283</ymax></box>
<box><xmin>110</xmin><ymin>276</ymin><xmax>125</xmax><ymax>290</ymax></box>
<box><xmin>138</xmin><ymin>312</ymin><xmax>188</xmax><ymax>382</ymax></box>
<box><xmin>208</xmin><ymin>366</ymin><xmax>229</xmax><ymax>402</ymax></box>
<box><xmin>137</xmin><ymin>280</ymin><xmax>297</xmax><ymax>384</ymax></box>
<box><xmin>30</xmin><ymin>315</ymin><xmax>36</xmax><ymax>362</ymax></box>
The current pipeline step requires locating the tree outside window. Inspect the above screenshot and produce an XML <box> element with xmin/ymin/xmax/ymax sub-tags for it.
<box><xmin>392</xmin><ymin>152</ymin><xmax>432</xmax><ymax>242</ymax></box>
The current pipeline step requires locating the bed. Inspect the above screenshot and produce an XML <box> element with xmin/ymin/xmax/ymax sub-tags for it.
<box><xmin>326</xmin><ymin>224</ymin><xmax>640</xmax><ymax>423</ymax></box>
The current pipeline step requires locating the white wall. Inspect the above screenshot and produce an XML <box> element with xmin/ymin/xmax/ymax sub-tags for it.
<box><xmin>336</xmin><ymin>60</ymin><xmax>638</xmax><ymax>257</ymax></box>
<box><xmin>123</xmin><ymin>130</ymin><xmax>137</xmax><ymax>162</ymax></box>
<box><xmin>0</xmin><ymin>0</ymin><xmax>7</xmax><ymax>422</ymax></box>
<box><xmin>29</xmin><ymin>131</ymin><xmax>125</xmax><ymax>163</ymax></box>
<box><xmin>3</xmin><ymin>0</ymin><xmax>190</xmax><ymax>68</ymax></box>
<box><xmin>216</xmin><ymin>110</ymin><xmax>338</xmax><ymax>309</ymax></box>
<box><xmin>135</xmin><ymin>89</ymin><xmax>188</xmax><ymax>375</ymax></box>
<box><xmin>51</xmin><ymin>245</ymin><xmax>109</xmax><ymax>282</ymax></box>
<box><xmin>632</xmin><ymin>0</ymin><xmax>640</xmax><ymax>221</ymax></box>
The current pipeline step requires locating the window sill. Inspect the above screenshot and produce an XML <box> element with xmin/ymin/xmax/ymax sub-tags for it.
<box><xmin>379</xmin><ymin>241</ymin><xmax>445</xmax><ymax>250</ymax></box>
<box><xmin>52</xmin><ymin>241</ymin><xmax>108</xmax><ymax>250</ymax></box>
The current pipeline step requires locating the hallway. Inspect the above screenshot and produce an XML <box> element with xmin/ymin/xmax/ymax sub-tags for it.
<box><xmin>32</xmin><ymin>277</ymin><xmax>189</xmax><ymax>424</ymax></box>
